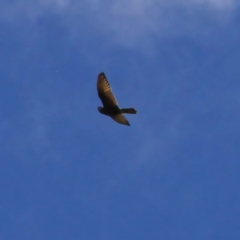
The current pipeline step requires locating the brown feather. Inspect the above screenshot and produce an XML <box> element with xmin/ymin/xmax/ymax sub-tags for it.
<box><xmin>120</xmin><ymin>108</ymin><xmax>137</xmax><ymax>114</ymax></box>
<box><xmin>97</xmin><ymin>72</ymin><xmax>118</xmax><ymax>107</ymax></box>
<box><xmin>111</xmin><ymin>114</ymin><xmax>130</xmax><ymax>126</ymax></box>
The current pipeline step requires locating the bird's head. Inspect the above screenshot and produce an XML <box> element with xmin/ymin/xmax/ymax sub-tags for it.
<box><xmin>98</xmin><ymin>106</ymin><xmax>104</xmax><ymax>113</ymax></box>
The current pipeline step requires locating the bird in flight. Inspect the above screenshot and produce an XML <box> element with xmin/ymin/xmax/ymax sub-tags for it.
<box><xmin>97</xmin><ymin>72</ymin><xmax>137</xmax><ymax>126</ymax></box>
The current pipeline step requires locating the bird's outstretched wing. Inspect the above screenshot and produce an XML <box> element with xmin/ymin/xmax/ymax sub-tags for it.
<box><xmin>97</xmin><ymin>72</ymin><xmax>118</xmax><ymax>108</ymax></box>
<box><xmin>111</xmin><ymin>114</ymin><xmax>130</xmax><ymax>126</ymax></box>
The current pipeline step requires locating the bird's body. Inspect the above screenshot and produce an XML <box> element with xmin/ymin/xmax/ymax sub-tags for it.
<box><xmin>97</xmin><ymin>72</ymin><xmax>137</xmax><ymax>126</ymax></box>
<box><xmin>98</xmin><ymin>106</ymin><xmax>120</xmax><ymax>116</ymax></box>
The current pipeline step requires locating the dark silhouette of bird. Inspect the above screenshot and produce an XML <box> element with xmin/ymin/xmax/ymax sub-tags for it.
<box><xmin>97</xmin><ymin>72</ymin><xmax>137</xmax><ymax>126</ymax></box>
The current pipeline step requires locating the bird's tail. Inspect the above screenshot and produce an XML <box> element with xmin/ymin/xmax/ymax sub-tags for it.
<box><xmin>120</xmin><ymin>108</ymin><xmax>137</xmax><ymax>114</ymax></box>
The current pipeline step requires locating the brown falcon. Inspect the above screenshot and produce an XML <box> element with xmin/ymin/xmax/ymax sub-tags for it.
<box><xmin>97</xmin><ymin>72</ymin><xmax>137</xmax><ymax>126</ymax></box>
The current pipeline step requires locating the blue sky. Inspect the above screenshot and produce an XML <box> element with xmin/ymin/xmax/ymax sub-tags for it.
<box><xmin>0</xmin><ymin>0</ymin><xmax>240</xmax><ymax>239</ymax></box>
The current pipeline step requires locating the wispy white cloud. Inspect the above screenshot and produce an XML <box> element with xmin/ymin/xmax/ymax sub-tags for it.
<box><xmin>0</xmin><ymin>0</ymin><xmax>238</xmax><ymax>166</ymax></box>
<box><xmin>192</xmin><ymin>0</ymin><xmax>238</xmax><ymax>10</ymax></box>
<box><xmin>0</xmin><ymin>0</ymin><xmax>238</xmax><ymax>48</ymax></box>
